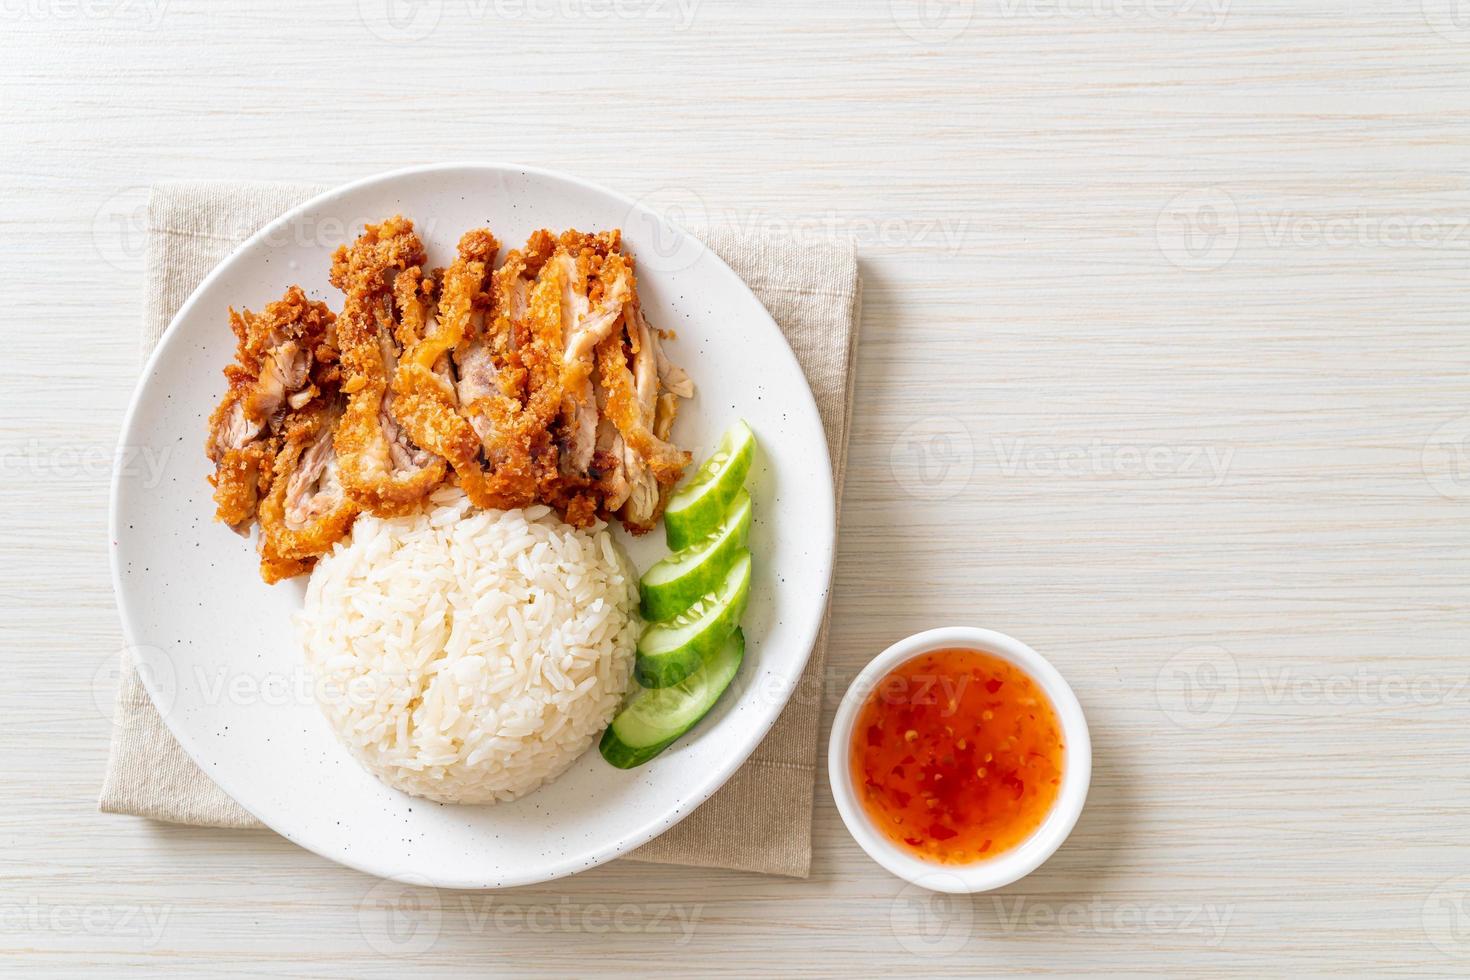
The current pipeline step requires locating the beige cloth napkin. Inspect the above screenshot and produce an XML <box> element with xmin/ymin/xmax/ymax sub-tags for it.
<box><xmin>100</xmin><ymin>180</ymin><xmax>860</xmax><ymax>879</ymax></box>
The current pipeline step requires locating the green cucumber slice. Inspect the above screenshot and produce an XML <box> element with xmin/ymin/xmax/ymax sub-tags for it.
<box><xmin>640</xmin><ymin>489</ymin><xmax>752</xmax><ymax>622</ymax></box>
<box><xmin>600</xmin><ymin>629</ymin><xmax>746</xmax><ymax>769</ymax></box>
<box><xmin>664</xmin><ymin>420</ymin><xmax>756</xmax><ymax>551</ymax></box>
<box><xmin>635</xmin><ymin>551</ymin><xmax>751</xmax><ymax>688</ymax></box>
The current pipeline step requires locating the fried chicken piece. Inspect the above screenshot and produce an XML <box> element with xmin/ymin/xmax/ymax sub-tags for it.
<box><xmin>209</xmin><ymin>436</ymin><xmax>278</xmax><ymax>535</ymax></box>
<box><xmin>519</xmin><ymin>239</ymin><xmax>569</xmax><ymax>461</ymax></box>
<box><xmin>562</xmin><ymin>237</ymin><xmax>634</xmax><ymax>478</ymax></box>
<box><xmin>519</xmin><ymin>230</ymin><xmax>645</xmax><ymax>525</ymax></box>
<box><xmin>213</xmin><ymin>217</ymin><xmax>696</xmax><ymax>575</ymax></box>
<box><xmin>596</xmin><ymin>295</ymin><xmax>693</xmax><ymax>533</ymax></box>
<box><xmin>514</xmin><ymin>228</ymin><xmax>697</xmax><ymax>530</ymax></box>
<box><xmin>461</xmin><ymin>244</ymin><xmax>543</xmax><ymax>504</ymax></box>
<box><xmin>456</xmin><ymin>249</ymin><xmax>532</xmax><ymax>456</ymax></box>
<box><xmin>206</xmin><ymin>286</ymin><xmax>334</xmax><ymax>532</ymax></box>
<box><xmin>393</xmin><ymin>230</ymin><xmax>538</xmax><ymax>511</ymax></box>
<box><xmin>591</xmin><ymin>388</ymin><xmax>633</xmax><ymax>514</ymax></box>
<box><xmin>256</xmin><ymin>397</ymin><xmax>359</xmax><ymax>583</ymax></box>
<box><xmin>331</xmin><ymin>217</ymin><xmax>447</xmax><ymax>517</ymax></box>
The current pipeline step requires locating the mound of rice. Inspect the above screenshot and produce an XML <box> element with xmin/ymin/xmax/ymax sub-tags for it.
<box><xmin>295</xmin><ymin>489</ymin><xmax>639</xmax><ymax>804</ymax></box>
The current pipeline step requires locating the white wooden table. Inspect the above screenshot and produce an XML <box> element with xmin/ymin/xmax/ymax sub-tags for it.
<box><xmin>3</xmin><ymin>1</ymin><xmax>1467</xmax><ymax>974</ymax></box>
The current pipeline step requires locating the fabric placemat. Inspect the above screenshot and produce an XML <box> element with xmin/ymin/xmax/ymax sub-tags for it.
<box><xmin>99</xmin><ymin>180</ymin><xmax>860</xmax><ymax>879</ymax></box>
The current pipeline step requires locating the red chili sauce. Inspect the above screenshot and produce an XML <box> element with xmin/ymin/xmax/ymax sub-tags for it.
<box><xmin>850</xmin><ymin>647</ymin><xmax>1064</xmax><ymax>864</ymax></box>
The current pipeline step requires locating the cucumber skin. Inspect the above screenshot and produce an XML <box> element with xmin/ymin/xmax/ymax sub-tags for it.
<box><xmin>600</xmin><ymin>722</ymin><xmax>664</xmax><ymax>770</ymax></box>
<box><xmin>664</xmin><ymin>423</ymin><xmax>756</xmax><ymax>551</ymax></box>
<box><xmin>640</xmin><ymin>490</ymin><xmax>752</xmax><ymax>622</ymax></box>
<box><xmin>634</xmin><ymin>553</ymin><xmax>751</xmax><ymax>688</ymax></box>
<box><xmin>600</xmin><ymin>630</ymin><xmax>746</xmax><ymax>769</ymax></box>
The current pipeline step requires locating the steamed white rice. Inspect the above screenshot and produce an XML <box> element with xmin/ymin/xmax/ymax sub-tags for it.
<box><xmin>295</xmin><ymin>488</ymin><xmax>639</xmax><ymax>804</ymax></box>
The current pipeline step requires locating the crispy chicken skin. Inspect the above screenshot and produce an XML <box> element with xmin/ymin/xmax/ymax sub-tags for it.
<box><xmin>206</xmin><ymin>286</ymin><xmax>334</xmax><ymax>532</ymax></box>
<box><xmin>554</xmin><ymin>233</ymin><xmax>632</xmax><ymax>479</ymax></box>
<box><xmin>207</xmin><ymin>218</ymin><xmax>695</xmax><ymax>581</ymax></box>
<box><xmin>393</xmin><ymin>230</ymin><xmax>538</xmax><ymax>510</ymax></box>
<box><xmin>519</xmin><ymin>229</ymin><xmax>676</xmax><ymax>528</ymax></box>
<box><xmin>458</xmin><ymin>249</ymin><xmax>534</xmax><ymax>468</ymax></box>
<box><xmin>207</xmin><ymin>286</ymin><xmax>357</xmax><ymax>582</ymax></box>
<box><xmin>256</xmin><ymin>398</ymin><xmax>359</xmax><ymax>583</ymax></box>
<box><xmin>331</xmin><ymin>216</ymin><xmax>448</xmax><ymax>517</ymax></box>
<box><xmin>597</xmin><ymin>295</ymin><xmax>693</xmax><ymax>532</ymax></box>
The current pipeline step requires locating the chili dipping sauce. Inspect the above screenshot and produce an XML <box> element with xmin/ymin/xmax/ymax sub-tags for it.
<box><xmin>850</xmin><ymin>647</ymin><xmax>1064</xmax><ymax>864</ymax></box>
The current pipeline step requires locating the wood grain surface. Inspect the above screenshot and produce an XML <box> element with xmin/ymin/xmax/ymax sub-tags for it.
<box><xmin>3</xmin><ymin>1</ymin><xmax>1468</xmax><ymax>975</ymax></box>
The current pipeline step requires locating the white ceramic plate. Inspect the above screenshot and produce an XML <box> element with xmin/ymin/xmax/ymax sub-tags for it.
<box><xmin>110</xmin><ymin>164</ymin><xmax>836</xmax><ymax>888</ymax></box>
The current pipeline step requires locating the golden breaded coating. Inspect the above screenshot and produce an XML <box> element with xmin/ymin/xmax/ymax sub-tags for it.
<box><xmin>393</xmin><ymin>229</ymin><xmax>539</xmax><ymax>510</ymax></box>
<box><xmin>206</xmin><ymin>287</ymin><xmax>334</xmax><ymax>531</ymax></box>
<box><xmin>256</xmin><ymin>398</ymin><xmax>359</xmax><ymax>579</ymax></box>
<box><xmin>331</xmin><ymin>216</ymin><xmax>448</xmax><ymax>517</ymax></box>
<box><xmin>208</xmin><ymin>217</ymin><xmax>697</xmax><ymax>582</ymax></box>
<box><xmin>478</xmin><ymin>229</ymin><xmax>689</xmax><ymax>530</ymax></box>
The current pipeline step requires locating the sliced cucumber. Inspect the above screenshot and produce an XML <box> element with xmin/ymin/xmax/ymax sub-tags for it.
<box><xmin>640</xmin><ymin>490</ymin><xmax>752</xmax><ymax>622</ymax></box>
<box><xmin>664</xmin><ymin>420</ymin><xmax>756</xmax><ymax>551</ymax></box>
<box><xmin>601</xmin><ymin>629</ymin><xmax>746</xmax><ymax>769</ymax></box>
<box><xmin>635</xmin><ymin>551</ymin><xmax>751</xmax><ymax>688</ymax></box>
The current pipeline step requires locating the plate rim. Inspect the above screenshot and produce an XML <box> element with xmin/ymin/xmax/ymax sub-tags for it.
<box><xmin>108</xmin><ymin>162</ymin><xmax>838</xmax><ymax>887</ymax></box>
